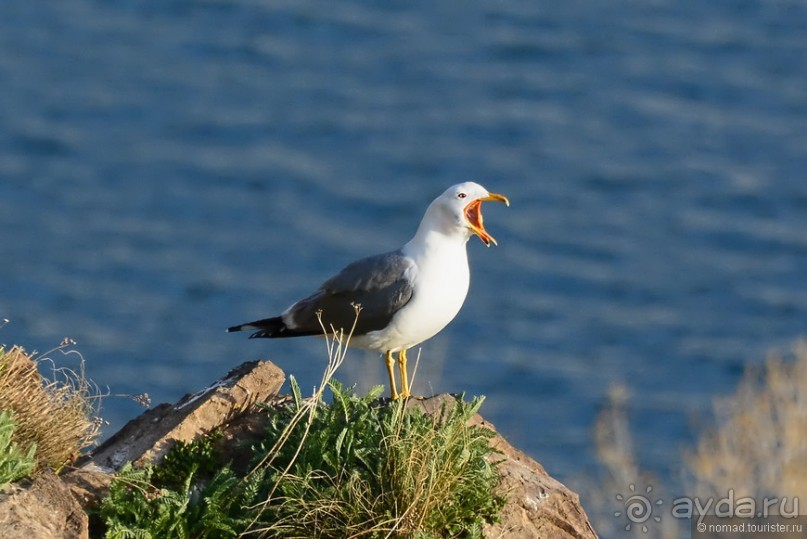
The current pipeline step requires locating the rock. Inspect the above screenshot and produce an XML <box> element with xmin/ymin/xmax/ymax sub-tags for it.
<box><xmin>90</xmin><ymin>360</ymin><xmax>285</xmax><ymax>471</ymax></box>
<box><xmin>487</xmin><ymin>437</ymin><xmax>597</xmax><ymax>539</ymax></box>
<box><xmin>410</xmin><ymin>394</ymin><xmax>598</xmax><ymax>539</ymax></box>
<box><xmin>212</xmin><ymin>393</ymin><xmax>292</xmax><ymax>474</ymax></box>
<box><xmin>61</xmin><ymin>462</ymin><xmax>114</xmax><ymax>511</ymax></box>
<box><xmin>12</xmin><ymin>361</ymin><xmax>595</xmax><ymax>539</ymax></box>
<box><xmin>0</xmin><ymin>471</ymin><xmax>88</xmax><ymax>539</ymax></box>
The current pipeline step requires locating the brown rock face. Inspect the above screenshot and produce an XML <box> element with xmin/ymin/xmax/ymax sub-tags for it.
<box><xmin>487</xmin><ymin>438</ymin><xmax>597</xmax><ymax>539</ymax></box>
<box><xmin>410</xmin><ymin>395</ymin><xmax>598</xmax><ymax>539</ymax></box>
<box><xmin>90</xmin><ymin>360</ymin><xmax>285</xmax><ymax>471</ymax></box>
<box><xmin>0</xmin><ymin>471</ymin><xmax>88</xmax><ymax>539</ymax></box>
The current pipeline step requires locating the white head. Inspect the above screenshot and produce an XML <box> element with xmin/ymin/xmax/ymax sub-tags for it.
<box><xmin>419</xmin><ymin>182</ymin><xmax>510</xmax><ymax>246</ymax></box>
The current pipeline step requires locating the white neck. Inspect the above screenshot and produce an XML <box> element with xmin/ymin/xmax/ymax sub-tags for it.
<box><xmin>403</xmin><ymin>203</ymin><xmax>471</xmax><ymax>260</ymax></box>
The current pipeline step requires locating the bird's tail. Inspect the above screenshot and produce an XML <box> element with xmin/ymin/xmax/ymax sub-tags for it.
<box><xmin>227</xmin><ymin>316</ymin><xmax>287</xmax><ymax>339</ymax></box>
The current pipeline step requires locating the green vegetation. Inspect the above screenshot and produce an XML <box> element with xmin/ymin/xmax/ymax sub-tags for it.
<box><xmin>257</xmin><ymin>380</ymin><xmax>503</xmax><ymax>538</ymax></box>
<box><xmin>98</xmin><ymin>379</ymin><xmax>504</xmax><ymax>539</ymax></box>
<box><xmin>100</xmin><ymin>457</ymin><xmax>253</xmax><ymax>538</ymax></box>
<box><xmin>0</xmin><ymin>410</ymin><xmax>37</xmax><ymax>488</ymax></box>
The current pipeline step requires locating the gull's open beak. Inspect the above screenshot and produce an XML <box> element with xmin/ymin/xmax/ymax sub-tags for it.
<box><xmin>464</xmin><ymin>192</ymin><xmax>510</xmax><ymax>246</ymax></box>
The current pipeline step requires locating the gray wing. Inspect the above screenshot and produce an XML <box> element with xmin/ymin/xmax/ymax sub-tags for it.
<box><xmin>283</xmin><ymin>250</ymin><xmax>415</xmax><ymax>336</ymax></box>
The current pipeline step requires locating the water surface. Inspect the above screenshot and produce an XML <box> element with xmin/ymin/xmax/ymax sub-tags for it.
<box><xmin>1</xmin><ymin>0</ymin><xmax>805</xmax><ymax>517</ymax></box>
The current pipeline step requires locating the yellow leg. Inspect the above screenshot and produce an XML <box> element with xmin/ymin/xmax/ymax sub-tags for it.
<box><xmin>397</xmin><ymin>348</ymin><xmax>410</xmax><ymax>398</ymax></box>
<box><xmin>385</xmin><ymin>351</ymin><xmax>399</xmax><ymax>400</ymax></box>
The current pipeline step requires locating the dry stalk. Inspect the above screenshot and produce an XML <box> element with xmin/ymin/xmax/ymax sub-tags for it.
<box><xmin>687</xmin><ymin>340</ymin><xmax>807</xmax><ymax>501</ymax></box>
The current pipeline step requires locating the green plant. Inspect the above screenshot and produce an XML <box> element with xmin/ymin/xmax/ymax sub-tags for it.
<box><xmin>153</xmin><ymin>430</ymin><xmax>224</xmax><ymax>492</ymax></box>
<box><xmin>98</xmin><ymin>382</ymin><xmax>503</xmax><ymax>539</ymax></box>
<box><xmin>98</xmin><ymin>436</ymin><xmax>265</xmax><ymax>539</ymax></box>
<box><xmin>248</xmin><ymin>379</ymin><xmax>504</xmax><ymax>538</ymax></box>
<box><xmin>98</xmin><ymin>325</ymin><xmax>503</xmax><ymax>539</ymax></box>
<box><xmin>0</xmin><ymin>410</ymin><xmax>36</xmax><ymax>487</ymax></box>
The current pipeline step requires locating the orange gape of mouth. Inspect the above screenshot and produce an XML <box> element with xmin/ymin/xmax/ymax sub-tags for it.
<box><xmin>464</xmin><ymin>200</ymin><xmax>493</xmax><ymax>246</ymax></box>
<box><xmin>464</xmin><ymin>193</ymin><xmax>509</xmax><ymax>246</ymax></box>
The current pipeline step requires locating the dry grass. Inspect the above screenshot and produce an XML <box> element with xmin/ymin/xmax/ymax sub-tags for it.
<box><xmin>382</xmin><ymin>402</ymin><xmax>499</xmax><ymax>536</ymax></box>
<box><xmin>580</xmin><ymin>339</ymin><xmax>807</xmax><ymax>538</ymax></box>
<box><xmin>580</xmin><ymin>384</ymin><xmax>681</xmax><ymax>539</ymax></box>
<box><xmin>687</xmin><ymin>340</ymin><xmax>807</xmax><ymax>501</ymax></box>
<box><xmin>0</xmin><ymin>344</ymin><xmax>101</xmax><ymax>471</ymax></box>
<box><xmin>242</xmin><ymin>308</ymin><xmax>501</xmax><ymax>538</ymax></box>
<box><xmin>244</xmin><ymin>310</ymin><xmax>359</xmax><ymax>535</ymax></box>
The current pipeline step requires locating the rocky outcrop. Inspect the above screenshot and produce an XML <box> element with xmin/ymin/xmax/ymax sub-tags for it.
<box><xmin>0</xmin><ymin>471</ymin><xmax>88</xmax><ymax>539</ymax></box>
<box><xmin>90</xmin><ymin>360</ymin><xmax>285</xmax><ymax>471</ymax></box>
<box><xmin>2</xmin><ymin>360</ymin><xmax>597</xmax><ymax>539</ymax></box>
<box><xmin>412</xmin><ymin>395</ymin><xmax>597</xmax><ymax>539</ymax></box>
<box><xmin>487</xmin><ymin>432</ymin><xmax>597</xmax><ymax>538</ymax></box>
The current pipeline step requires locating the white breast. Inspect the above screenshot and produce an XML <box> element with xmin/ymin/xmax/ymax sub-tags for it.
<box><xmin>354</xmin><ymin>239</ymin><xmax>470</xmax><ymax>353</ymax></box>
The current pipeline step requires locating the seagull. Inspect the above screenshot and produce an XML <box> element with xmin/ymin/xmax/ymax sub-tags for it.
<box><xmin>228</xmin><ymin>182</ymin><xmax>509</xmax><ymax>399</ymax></box>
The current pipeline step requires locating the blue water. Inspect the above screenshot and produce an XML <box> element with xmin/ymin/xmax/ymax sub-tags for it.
<box><xmin>1</xmin><ymin>0</ymin><xmax>806</xmax><ymax>526</ymax></box>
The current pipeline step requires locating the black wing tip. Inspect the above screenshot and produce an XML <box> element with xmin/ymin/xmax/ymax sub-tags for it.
<box><xmin>225</xmin><ymin>326</ymin><xmax>273</xmax><ymax>339</ymax></box>
<box><xmin>227</xmin><ymin>316</ymin><xmax>325</xmax><ymax>339</ymax></box>
<box><xmin>227</xmin><ymin>316</ymin><xmax>288</xmax><ymax>338</ymax></box>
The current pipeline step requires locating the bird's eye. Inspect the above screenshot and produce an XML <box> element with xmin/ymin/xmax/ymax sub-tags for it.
<box><xmin>457</xmin><ymin>192</ymin><xmax>467</xmax><ymax>199</ymax></box>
